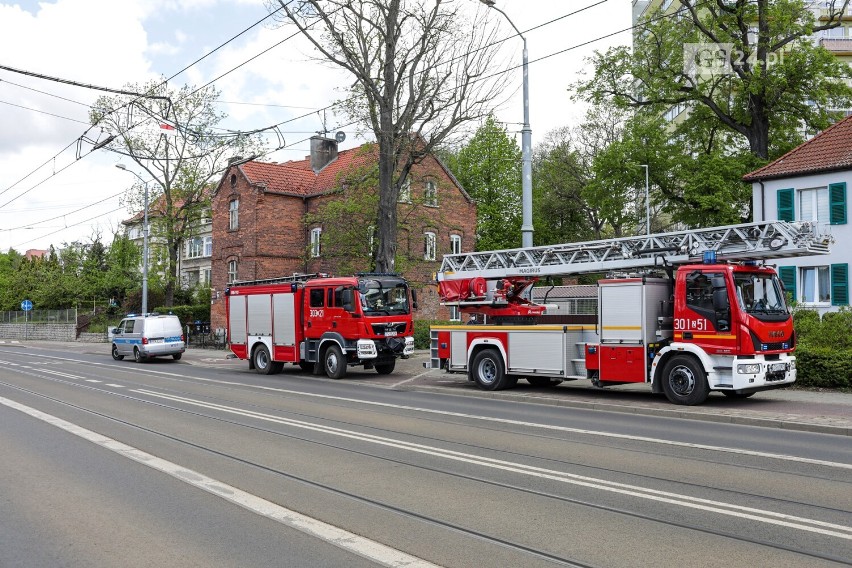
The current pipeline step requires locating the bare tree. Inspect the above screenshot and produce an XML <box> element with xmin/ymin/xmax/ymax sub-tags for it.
<box><xmin>91</xmin><ymin>79</ymin><xmax>264</xmax><ymax>305</ymax></box>
<box><xmin>277</xmin><ymin>0</ymin><xmax>509</xmax><ymax>272</ymax></box>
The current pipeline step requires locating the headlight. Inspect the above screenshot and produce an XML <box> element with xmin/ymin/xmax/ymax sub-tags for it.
<box><xmin>737</xmin><ymin>364</ymin><xmax>761</xmax><ymax>374</ymax></box>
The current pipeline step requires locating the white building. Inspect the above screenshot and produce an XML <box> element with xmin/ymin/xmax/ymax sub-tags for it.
<box><xmin>744</xmin><ymin>115</ymin><xmax>850</xmax><ymax>314</ymax></box>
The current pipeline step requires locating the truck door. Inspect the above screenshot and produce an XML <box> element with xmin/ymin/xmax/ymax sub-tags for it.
<box><xmin>304</xmin><ymin>286</ymin><xmax>326</xmax><ymax>340</ymax></box>
<box><xmin>677</xmin><ymin>270</ymin><xmax>736</xmax><ymax>352</ymax></box>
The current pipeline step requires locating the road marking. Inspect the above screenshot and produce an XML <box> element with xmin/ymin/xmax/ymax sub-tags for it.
<box><xmin>5</xmin><ymin>351</ymin><xmax>851</xmax><ymax>470</ymax></box>
<box><xmin>0</xmin><ymin>395</ymin><xmax>441</xmax><ymax>568</ymax></box>
<box><xmin>85</xmin><ymin>379</ymin><xmax>102</xmax><ymax>383</ymax></box>
<box><xmin>134</xmin><ymin>388</ymin><xmax>852</xmax><ymax>541</ymax></box>
<box><xmin>105</xmin><ymin>384</ymin><xmax>124</xmax><ymax>388</ymax></box>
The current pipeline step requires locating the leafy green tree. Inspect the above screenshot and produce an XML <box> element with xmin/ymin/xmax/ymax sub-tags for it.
<box><xmin>443</xmin><ymin>116</ymin><xmax>522</xmax><ymax>251</ymax></box>
<box><xmin>90</xmin><ymin>79</ymin><xmax>264</xmax><ymax>306</ymax></box>
<box><xmin>575</xmin><ymin>0</ymin><xmax>852</xmax><ymax>161</ymax></box>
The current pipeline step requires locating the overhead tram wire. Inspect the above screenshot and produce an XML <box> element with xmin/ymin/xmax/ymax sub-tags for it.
<box><xmin>6</xmin><ymin>1</ymin><xmax>689</xmax><ymax>243</ymax></box>
<box><xmin>0</xmin><ymin>2</ymin><xmax>291</xmax><ymax>205</ymax></box>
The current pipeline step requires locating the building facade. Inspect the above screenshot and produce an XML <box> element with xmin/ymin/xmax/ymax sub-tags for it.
<box><xmin>744</xmin><ymin>115</ymin><xmax>851</xmax><ymax>314</ymax></box>
<box><xmin>209</xmin><ymin>140</ymin><xmax>477</xmax><ymax>330</ymax></box>
<box><xmin>122</xmin><ymin>195</ymin><xmax>213</xmax><ymax>293</ymax></box>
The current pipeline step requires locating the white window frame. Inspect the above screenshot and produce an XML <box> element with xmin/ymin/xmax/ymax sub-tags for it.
<box><xmin>450</xmin><ymin>234</ymin><xmax>462</xmax><ymax>254</ymax></box>
<box><xmin>797</xmin><ymin>186</ymin><xmax>829</xmax><ymax>223</ymax></box>
<box><xmin>187</xmin><ymin>237</ymin><xmax>204</xmax><ymax>259</ymax></box>
<box><xmin>203</xmin><ymin>236</ymin><xmax>213</xmax><ymax>257</ymax></box>
<box><xmin>424</xmin><ymin>180</ymin><xmax>438</xmax><ymax>207</ymax></box>
<box><xmin>200</xmin><ymin>268</ymin><xmax>211</xmax><ymax>286</ymax></box>
<box><xmin>799</xmin><ymin>265</ymin><xmax>831</xmax><ymax>305</ymax></box>
<box><xmin>227</xmin><ymin>259</ymin><xmax>238</xmax><ymax>283</ymax></box>
<box><xmin>398</xmin><ymin>178</ymin><xmax>411</xmax><ymax>203</ymax></box>
<box><xmin>229</xmin><ymin>199</ymin><xmax>239</xmax><ymax>230</ymax></box>
<box><xmin>424</xmin><ymin>231</ymin><xmax>436</xmax><ymax>261</ymax></box>
<box><xmin>310</xmin><ymin>227</ymin><xmax>322</xmax><ymax>258</ymax></box>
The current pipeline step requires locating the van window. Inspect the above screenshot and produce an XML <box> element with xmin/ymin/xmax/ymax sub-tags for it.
<box><xmin>123</xmin><ymin>320</ymin><xmax>135</xmax><ymax>333</ymax></box>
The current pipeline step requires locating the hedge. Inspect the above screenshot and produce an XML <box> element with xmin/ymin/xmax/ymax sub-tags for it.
<box><xmin>794</xmin><ymin>346</ymin><xmax>852</xmax><ymax>389</ymax></box>
<box><xmin>413</xmin><ymin>319</ymin><xmax>454</xmax><ymax>350</ymax></box>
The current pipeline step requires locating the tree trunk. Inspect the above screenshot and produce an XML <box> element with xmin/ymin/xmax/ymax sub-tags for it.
<box><xmin>747</xmin><ymin>95</ymin><xmax>770</xmax><ymax>161</ymax></box>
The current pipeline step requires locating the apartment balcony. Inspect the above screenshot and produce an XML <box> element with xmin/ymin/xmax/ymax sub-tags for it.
<box><xmin>819</xmin><ymin>7</ymin><xmax>852</xmax><ymax>21</ymax></box>
<box><xmin>819</xmin><ymin>37</ymin><xmax>852</xmax><ymax>54</ymax></box>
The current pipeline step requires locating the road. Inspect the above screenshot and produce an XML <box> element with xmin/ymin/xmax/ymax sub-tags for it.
<box><xmin>1</xmin><ymin>343</ymin><xmax>850</xmax><ymax>567</ymax></box>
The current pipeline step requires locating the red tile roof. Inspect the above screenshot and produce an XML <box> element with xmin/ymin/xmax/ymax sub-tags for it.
<box><xmin>743</xmin><ymin>115</ymin><xmax>852</xmax><ymax>182</ymax></box>
<box><xmin>239</xmin><ymin>144</ymin><xmax>378</xmax><ymax>196</ymax></box>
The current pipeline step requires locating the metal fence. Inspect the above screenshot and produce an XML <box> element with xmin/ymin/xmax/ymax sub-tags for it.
<box><xmin>0</xmin><ymin>308</ymin><xmax>77</xmax><ymax>324</ymax></box>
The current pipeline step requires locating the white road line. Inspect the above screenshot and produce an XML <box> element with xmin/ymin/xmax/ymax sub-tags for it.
<box><xmin>135</xmin><ymin>388</ymin><xmax>852</xmax><ymax>541</ymax></box>
<box><xmin>105</xmin><ymin>384</ymin><xmax>124</xmax><ymax>388</ymax></box>
<box><xmin>85</xmin><ymin>379</ymin><xmax>102</xmax><ymax>383</ymax></box>
<box><xmin>5</xmin><ymin>351</ymin><xmax>852</xmax><ymax>470</ymax></box>
<box><xmin>0</xmin><ymin>395</ymin><xmax>441</xmax><ymax>568</ymax></box>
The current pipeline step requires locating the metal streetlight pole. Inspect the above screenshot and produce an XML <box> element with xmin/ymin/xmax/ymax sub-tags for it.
<box><xmin>481</xmin><ymin>0</ymin><xmax>533</xmax><ymax>248</ymax></box>
<box><xmin>640</xmin><ymin>164</ymin><xmax>650</xmax><ymax>235</ymax></box>
<box><xmin>116</xmin><ymin>164</ymin><xmax>149</xmax><ymax>315</ymax></box>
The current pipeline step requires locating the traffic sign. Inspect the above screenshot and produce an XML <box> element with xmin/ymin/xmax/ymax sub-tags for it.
<box><xmin>21</xmin><ymin>299</ymin><xmax>33</xmax><ymax>311</ymax></box>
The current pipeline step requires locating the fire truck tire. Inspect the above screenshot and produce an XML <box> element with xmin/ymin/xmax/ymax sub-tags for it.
<box><xmin>323</xmin><ymin>344</ymin><xmax>347</xmax><ymax>380</ymax></box>
<box><xmin>253</xmin><ymin>345</ymin><xmax>277</xmax><ymax>375</ymax></box>
<box><xmin>375</xmin><ymin>360</ymin><xmax>396</xmax><ymax>374</ymax></box>
<box><xmin>471</xmin><ymin>349</ymin><xmax>508</xmax><ymax>391</ymax></box>
<box><xmin>662</xmin><ymin>355</ymin><xmax>709</xmax><ymax>405</ymax></box>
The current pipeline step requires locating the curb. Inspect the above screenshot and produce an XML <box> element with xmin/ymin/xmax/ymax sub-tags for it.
<box><xmin>394</xmin><ymin>383</ymin><xmax>852</xmax><ymax>437</ymax></box>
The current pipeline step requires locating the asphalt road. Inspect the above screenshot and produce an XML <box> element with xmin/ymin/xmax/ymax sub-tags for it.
<box><xmin>1</xmin><ymin>342</ymin><xmax>850</xmax><ymax>567</ymax></box>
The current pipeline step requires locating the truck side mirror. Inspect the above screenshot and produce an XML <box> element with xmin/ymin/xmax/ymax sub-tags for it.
<box><xmin>341</xmin><ymin>289</ymin><xmax>355</xmax><ymax>312</ymax></box>
<box><xmin>411</xmin><ymin>288</ymin><xmax>418</xmax><ymax>310</ymax></box>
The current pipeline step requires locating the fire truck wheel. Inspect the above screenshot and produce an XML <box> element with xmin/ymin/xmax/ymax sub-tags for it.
<box><xmin>472</xmin><ymin>349</ymin><xmax>508</xmax><ymax>391</ymax></box>
<box><xmin>323</xmin><ymin>344</ymin><xmax>347</xmax><ymax>380</ymax></box>
<box><xmin>375</xmin><ymin>360</ymin><xmax>396</xmax><ymax>375</ymax></box>
<box><xmin>662</xmin><ymin>355</ymin><xmax>709</xmax><ymax>405</ymax></box>
<box><xmin>253</xmin><ymin>345</ymin><xmax>276</xmax><ymax>375</ymax></box>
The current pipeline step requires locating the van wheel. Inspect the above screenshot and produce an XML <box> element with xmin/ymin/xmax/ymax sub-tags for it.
<box><xmin>253</xmin><ymin>345</ymin><xmax>276</xmax><ymax>375</ymax></box>
<box><xmin>323</xmin><ymin>344</ymin><xmax>347</xmax><ymax>380</ymax></box>
<box><xmin>111</xmin><ymin>345</ymin><xmax>124</xmax><ymax>361</ymax></box>
<box><xmin>662</xmin><ymin>355</ymin><xmax>709</xmax><ymax>405</ymax></box>
<box><xmin>375</xmin><ymin>359</ymin><xmax>396</xmax><ymax>375</ymax></box>
<box><xmin>172</xmin><ymin>353</ymin><xmax>182</xmax><ymax>360</ymax></box>
<box><xmin>133</xmin><ymin>347</ymin><xmax>146</xmax><ymax>363</ymax></box>
<box><xmin>471</xmin><ymin>349</ymin><xmax>508</xmax><ymax>391</ymax></box>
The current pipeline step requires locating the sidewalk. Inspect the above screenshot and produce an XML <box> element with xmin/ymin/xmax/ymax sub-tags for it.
<box><xmin>4</xmin><ymin>340</ymin><xmax>851</xmax><ymax>437</ymax></box>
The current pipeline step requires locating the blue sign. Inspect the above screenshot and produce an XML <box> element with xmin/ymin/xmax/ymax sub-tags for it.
<box><xmin>21</xmin><ymin>299</ymin><xmax>33</xmax><ymax>311</ymax></box>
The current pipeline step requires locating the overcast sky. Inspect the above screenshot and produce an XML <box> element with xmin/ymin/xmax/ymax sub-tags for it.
<box><xmin>0</xmin><ymin>0</ymin><xmax>632</xmax><ymax>253</ymax></box>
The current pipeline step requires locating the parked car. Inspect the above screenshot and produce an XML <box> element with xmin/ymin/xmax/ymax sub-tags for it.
<box><xmin>110</xmin><ymin>313</ymin><xmax>185</xmax><ymax>362</ymax></box>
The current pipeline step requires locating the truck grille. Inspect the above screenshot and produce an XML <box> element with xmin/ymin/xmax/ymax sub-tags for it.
<box><xmin>371</xmin><ymin>323</ymin><xmax>407</xmax><ymax>336</ymax></box>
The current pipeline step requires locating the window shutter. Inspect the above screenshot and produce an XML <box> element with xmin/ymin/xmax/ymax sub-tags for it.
<box><xmin>776</xmin><ymin>188</ymin><xmax>794</xmax><ymax>221</ymax></box>
<box><xmin>829</xmin><ymin>182</ymin><xmax>847</xmax><ymax>225</ymax></box>
<box><xmin>831</xmin><ymin>263</ymin><xmax>849</xmax><ymax>306</ymax></box>
<box><xmin>778</xmin><ymin>266</ymin><xmax>797</xmax><ymax>303</ymax></box>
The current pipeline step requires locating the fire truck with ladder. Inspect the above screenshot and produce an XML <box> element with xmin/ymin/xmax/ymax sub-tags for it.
<box><xmin>424</xmin><ymin>221</ymin><xmax>832</xmax><ymax>405</ymax></box>
<box><xmin>226</xmin><ymin>273</ymin><xmax>415</xmax><ymax>379</ymax></box>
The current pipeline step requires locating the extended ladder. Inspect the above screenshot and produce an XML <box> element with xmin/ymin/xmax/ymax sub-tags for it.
<box><xmin>231</xmin><ymin>273</ymin><xmax>330</xmax><ymax>287</ymax></box>
<box><xmin>438</xmin><ymin>220</ymin><xmax>832</xmax><ymax>281</ymax></box>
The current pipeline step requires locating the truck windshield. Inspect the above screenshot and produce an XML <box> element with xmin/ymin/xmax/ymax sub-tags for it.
<box><xmin>359</xmin><ymin>277</ymin><xmax>410</xmax><ymax>316</ymax></box>
<box><xmin>733</xmin><ymin>272</ymin><xmax>788</xmax><ymax>317</ymax></box>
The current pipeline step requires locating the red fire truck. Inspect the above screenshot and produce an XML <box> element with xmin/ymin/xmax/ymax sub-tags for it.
<box><xmin>226</xmin><ymin>273</ymin><xmax>415</xmax><ymax>379</ymax></box>
<box><xmin>425</xmin><ymin>221</ymin><xmax>832</xmax><ymax>405</ymax></box>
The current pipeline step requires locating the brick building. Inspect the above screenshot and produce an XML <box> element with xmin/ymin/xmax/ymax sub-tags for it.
<box><xmin>209</xmin><ymin>139</ymin><xmax>477</xmax><ymax>330</ymax></box>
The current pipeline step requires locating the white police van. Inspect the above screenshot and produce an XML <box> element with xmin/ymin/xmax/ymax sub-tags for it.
<box><xmin>110</xmin><ymin>313</ymin><xmax>185</xmax><ymax>362</ymax></box>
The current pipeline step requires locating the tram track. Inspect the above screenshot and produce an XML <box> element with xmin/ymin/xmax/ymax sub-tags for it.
<box><xmin>1</xmin><ymin>367</ymin><xmax>851</xmax><ymax>566</ymax></box>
